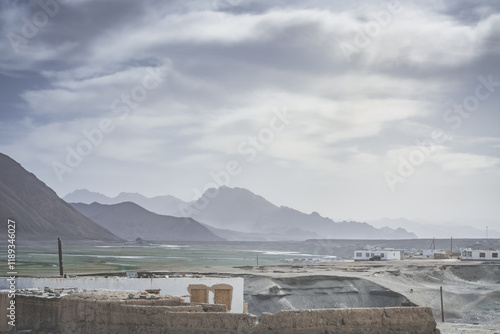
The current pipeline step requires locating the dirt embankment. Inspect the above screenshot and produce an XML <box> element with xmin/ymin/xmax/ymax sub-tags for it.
<box><xmin>208</xmin><ymin>261</ymin><xmax>500</xmax><ymax>326</ymax></box>
<box><xmin>244</xmin><ymin>275</ymin><xmax>414</xmax><ymax>316</ymax></box>
<box><xmin>363</xmin><ymin>263</ymin><xmax>500</xmax><ymax>325</ymax></box>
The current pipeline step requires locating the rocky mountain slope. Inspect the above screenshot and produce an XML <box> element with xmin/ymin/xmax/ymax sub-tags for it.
<box><xmin>71</xmin><ymin>202</ymin><xmax>224</xmax><ymax>241</ymax></box>
<box><xmin>0</xmin><ymin>153</ymin><xmax>122</xmax><ymax>242</ymax></box>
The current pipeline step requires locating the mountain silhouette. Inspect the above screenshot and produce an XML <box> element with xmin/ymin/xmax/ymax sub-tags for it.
<box><xmin>67</xmin><ymin>185</ymin><xmax>416</xmax><ymax>240</ymax></box>
<box><xmin>71</xmin><ymin>201</ymin><xmax>224</xmax><ymax>241</ymax></box>
<box><xmin>0</xmin><ymin>153</ymin><xmax>122</xmax><ymax>242</ymax></box>
<box><xmin>65</xmin><ymin>189</ymin><xmax>184</xmax><ymax>216</ymax></box>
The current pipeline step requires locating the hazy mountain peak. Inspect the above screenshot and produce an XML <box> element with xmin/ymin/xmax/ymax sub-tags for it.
<box><xmin>186</xmin><ymin>186</ymin><xmax>417</xmax><ymax>239</ymax></box>
<box><xmin>66</xmin><ymin>189</ymin><xmax>97</xmax><ymax>196</ymax></box>
<box><xmin>64</xmin><ymin>189</ymin><xmax>185</xmax><ymax>216</ymax></box>
<box><xmin>117</xmin><ymin>192</ymin><xmax>145</xmax><ymax>198</ymax></box>
<box><xmin>369</xmin><ymin>217</ymin><xmax>500</xmax><ymax>238</ymax></box>
<box><xmin>197</xmin><ymin>186</ymin><xmax>278</xmax><ymax>210</ymax></box>
<box><xmin>64</xmin><ymin>189</ymin><xmax>111</xmax><ymax>204</ymax></box>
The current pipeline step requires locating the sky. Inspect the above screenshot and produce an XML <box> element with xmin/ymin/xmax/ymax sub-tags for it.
<box><xmin>1</xmin><ymin>0</ymin><xmax>499</xmax><ymax>229</ymax></box>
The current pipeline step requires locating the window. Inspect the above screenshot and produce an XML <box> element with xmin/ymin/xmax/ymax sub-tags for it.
<box><xmin>356</xmin><ymin>253</ymin><xmax>362</xmax><ymax>257</ymax></box>
<box><xmin>371</xmin><ymin>253</ymin><xmax>375</xmax><ymax>257</ymax></box>
<box><xmin>493</xmin><ymin>253</ymin><xmax>498</xmax><ymax>258</ymax></box>
<box><xmin>462</xmin><ymin>251</ymin><xmax>467</xmax><ymax>257</ymax></box>
<box><xmin>380</xmin><ymin>253</ymin><xmax>384</xmax><ymax>258</ymax></box>
<box><xmin>479</xmin><ymin>252</ymin><xmax>486</xmax><ymax>258</ymax></box>
<box><xmin>366</xmin><ymin>253</ymin><xmax>370</xmax><ymax>257</ymax></box>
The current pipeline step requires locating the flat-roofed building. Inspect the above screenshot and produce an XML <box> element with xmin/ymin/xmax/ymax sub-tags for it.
<box><xmin>354</xmin><ymin>250</ymin><xmax>402</xmax><ymax>261</ymax></box>
<box><xmin>461</xmin><ymin>248</ymin><xmax>500</xmax><ymax>261</ymax></box>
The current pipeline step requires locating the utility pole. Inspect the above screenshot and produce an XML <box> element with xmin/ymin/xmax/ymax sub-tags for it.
<box><xmin>429</xmin><ymin>237</ymin><xmax>436</xmax><ymax>250</ymax></box>
<box><xmin>58</xmin><ymin>238</ymin><xmax>64</xmax><ymax>277</ymax></box>
<box><xmin>450</xmin><ymin>237</ymin><xmax>453</xmax><ymax>258</ymax></box>
<box><xmin>440</xmin><ymin>286</ymin><xmax>445</xmax><ymax>323</ymax></box>
<box><xmin>486</xmin><ymin>226</ymin><xmax>488</xmax><ymax>240</ymax></box>
<box><xmin>256</xmin><ymin>255</ymin><xmax>259</xmax><ymax>266</ymax></box>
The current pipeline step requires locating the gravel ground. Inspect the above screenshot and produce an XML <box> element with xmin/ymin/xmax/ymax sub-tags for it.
<box><xmin>437</xmin><ymin>323</ymin><xmax>500</xmax><ymax>334</ymax></box>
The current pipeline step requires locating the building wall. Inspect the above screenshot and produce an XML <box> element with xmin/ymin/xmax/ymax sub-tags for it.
<box><xmin>0</xmin><ymin>292</ymin><xmax>441</xmax><ymax>334</ymax></box>
<box><xmin>354</xmin><ymin>250</ymin><xmax>402</xmax><ymax>261</ymax></box>
<box><xmin>461</xmin><ymin>249</ymin><xmax>500</xmax><ymax>261</ymax></box>
<box><xmin>423</xmin><ymin>250</ymin><xmax>448</xmax><ymax>259</ymax></box>
<box><xmin>0</xmin><ymin>276</ymin><xmax>244</xmax><ymax>313</ymax></box>
<box><xmin>423</xmin><ymin>250</ymin><xmax>435</xmax><ymax>258</ymax></box>
<box><xmin>384</xmin><ymin>251</ymin><xmax>402</xmax><ymax>260</ymax></box>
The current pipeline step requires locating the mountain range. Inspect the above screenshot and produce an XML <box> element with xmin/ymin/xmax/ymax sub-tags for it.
<box><xmin>369</xmin><ymin>217</ymin><xmax>500</xmax><ymax>239</ymax></box>
<box><xmin>0</xmin><ymin>153</ymin><xmax>122</xmax><ymax>242</ymax></box>
<box><xmin>65</xmin><ymin>187</ymin><xmax>417</xmax><ymax>240</ymax></box>
<box><xmin>68</xmin><ymin>188</ymin><xmax>496</xmax><ymax>240</ymax></box>
<box><xmin>186</xmin><ymin>187</ymin><xmax>417</xmax><ymax>239</ymax></box>
<box><xmin>64</xmin><ymin>189</ymin><xmax>184</xmax><ymax>216</ymax></box>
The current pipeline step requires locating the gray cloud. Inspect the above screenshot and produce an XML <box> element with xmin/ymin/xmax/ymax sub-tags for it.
<box><xmin>0</xmin><ymin>0</ymin><xmax>499</xmax><ymax>227</ymax></box>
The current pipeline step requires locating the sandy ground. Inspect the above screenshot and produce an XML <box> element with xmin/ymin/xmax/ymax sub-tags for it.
<box><xmin>164</xmin><ymin>259</ymin><xmax>500</xmax><ymax>326</ymax></box>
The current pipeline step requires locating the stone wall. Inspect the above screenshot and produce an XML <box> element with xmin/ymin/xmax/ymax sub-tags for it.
<box><xmin>0</xmin><ymin>292</ymin><xmax>440</xmax><ymax>334</ymax></box>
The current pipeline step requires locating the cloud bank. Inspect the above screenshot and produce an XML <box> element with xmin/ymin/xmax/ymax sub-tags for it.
<box><xmin>1</xmin><ymin>0</ymin><xmax>499</xmax><ymax>227</ymax></box>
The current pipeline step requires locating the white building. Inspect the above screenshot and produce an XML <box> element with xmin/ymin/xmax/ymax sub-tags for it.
<box><xmin>422</xmin><ymin>249</ymin><xmax>448</xmax><ymax>258</ymax></box>
<box><xmin>354</xmin><ymin>250</ymin><xmax>402</xmax><ymax>261</ymax></box>
<box><xmin>0</xmin><ymin>276</ymin><xmax>244</xmax><ymax>313</ymax></box>
<box><xmin>461</xmin><ymin>248</ymin><xmax>500</xmax><ymax>261</ymax></box>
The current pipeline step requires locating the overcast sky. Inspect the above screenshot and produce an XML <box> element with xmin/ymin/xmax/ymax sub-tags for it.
<box><xmin>1</xmin><ymin>0</ymin><xmax>499</xmax><ymax>229</ymax></box>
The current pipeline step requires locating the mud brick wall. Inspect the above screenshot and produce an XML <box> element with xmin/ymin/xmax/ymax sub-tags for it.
<box><xmin>255</xmin><ymin>307</ymin><xmax>440</xmax><ymax>334</ymax></box>
<box><xmin>0</xmin><ymin>292</ymin><xmax>440</xmax><ymax>334</ymax></box>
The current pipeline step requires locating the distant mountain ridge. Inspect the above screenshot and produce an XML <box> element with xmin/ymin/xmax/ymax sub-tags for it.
<box><xmin>369</xmin><ymin>217</ymin><xmax>500</xmax><ymax>239</ymax></box>
<box><xmin>65</xmin><ymin>189</ymin><xmax>184</xmax><ymax>216</ymax></box>
<box><xmin>0</xmin><ymin>153</ymin><xmax>122</xmax><ymax>242</ymax></box>
<box><xmin>71</xmin><ymin>202</ymin><xmax>224</xmax><ymax>242</ymax></box>
<box><xmin>66</xmin><ymin>186</ymin><xmax>417</xmax><ymax>240</ymax></box>
<box><xmin>184</xmin><ymin>187</ymin><xmax>417</xmax><ymax>239</ymax></box>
